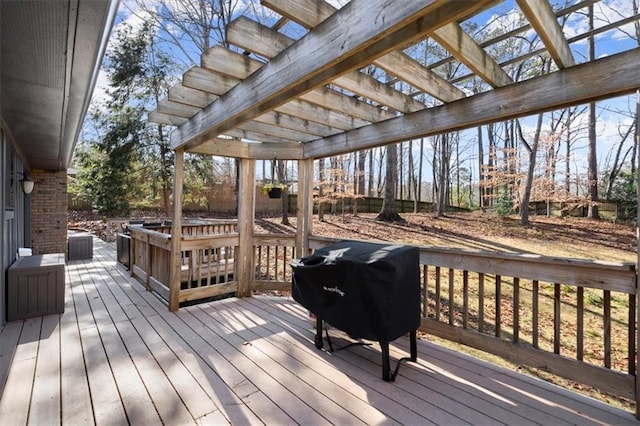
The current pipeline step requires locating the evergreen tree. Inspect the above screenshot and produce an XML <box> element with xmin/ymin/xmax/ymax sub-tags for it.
<box><xmin>76</xmin><ymin>20</ymin><xmax>176</xmax><ymax>215</ymax></box>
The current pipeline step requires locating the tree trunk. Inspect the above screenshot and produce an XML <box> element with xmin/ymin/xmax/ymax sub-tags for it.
<box><xmin>277</xmin><ymin>159</ymin><xmax>290</xmax><ymax>225</ymax></box>
<box><xmin>487</xmin><ymin>123</ymin><xmax>496</xmax><ymax>209</ymax></box>
<box><xmin>436</xmin><ymin>134</ymin><xmax>449</xmax><ymax>217</ymax></box>
<box><xmin>157</xmin><ymin>125</ymin><xmax>172</xmax><ymax>216</ymax></box>
<box><xmin>318</xmin><ymin>158</ymin><xmax>325</xmax><ymax>221</ymax></box>
<box><xmin>586</xmin><ymin>4</ymin><xmax>599</xmax><ymax>219</ymax></box>
<box><xmin>521</xmin><ymin>114</ymin><xmax>544</xmax><ymax>226</ymax></box>
<box><xmin>478</xmin><ymin>126</ymin><xmax>486</xmax><ymax>211</ymax></box>
<box><xmin>367</xmin><ymin>149</ymin><xmax>374</xmax><ymax>197</ymax></box>
<box><xmin>398</xmin><ymin>142</ymin><xmax>404</xmax><ymax>204</ymax></box>
<box><xmin>376</xmin><ymin>148</ymin><xmax>385</xmax><ymax>197</ymax></box>
<box><xmin>376</xmin><ymin>144</ymin><xmax>403</xmax><ymax>222</ymax></box>
<box><xmin>417</xmin><ymin>138</ymin><xmax>424</xmax><ymax>212</ymax></box>
<box><xmin>565</xmin><ymin>119</ymin><xmax>571</xmax><ymax>195</ymax></box>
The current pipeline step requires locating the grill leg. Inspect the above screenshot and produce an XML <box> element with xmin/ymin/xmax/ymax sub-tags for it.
<box><xmin>314</xmin><ymin>316</ymin><xmax>323</xmax><ymax>349</ymax></box>
<box><xmin>410</xmin><ymin>330</ymin><xmax>417</xmax><ymax>362</ymax></box>
<box><xmin>380</xmin><ymin>341</ymin><xmax>392</xmax><ymax>382</ymax></box>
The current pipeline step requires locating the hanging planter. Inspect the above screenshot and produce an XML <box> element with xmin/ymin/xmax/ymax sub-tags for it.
<box><xmin>263</xmin><ymin>158</ymin><xmax>286</xmax><ymax>199</ymax></box>
<box><xmin>262</xmin><ymin>182</ymin><xmax>286</xmax><ymax>199</ymax></box>
<box><xmin>268</xmin><ymin>187</ymin><xmax>282</xmax><ymax>199</ymax></box>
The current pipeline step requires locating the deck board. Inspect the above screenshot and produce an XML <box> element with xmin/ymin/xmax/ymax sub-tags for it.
<box><xmin>0</xmin><ymin>317</ymin><xmax>41</xmax><ymax>425</ymax></box>
<box><xmin>30</xmin><ymin>314</ymin><xmax>61</xmax><ymax>425</ymax></box>
<box><xmin>0</xmin><ymin>236</ymin><xmax>638</xmax><ymax>425</ymax></box>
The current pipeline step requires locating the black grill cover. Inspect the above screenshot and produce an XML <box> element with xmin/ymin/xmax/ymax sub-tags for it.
<box><xmin>291</xmin><ymin>240</ymin><xmax>420</xmax><ymax>342</ymax></box>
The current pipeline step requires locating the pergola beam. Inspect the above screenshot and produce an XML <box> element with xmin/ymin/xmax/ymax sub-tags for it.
<box><xmin>188</xmin><ymin>138</ymin><xmax>303</xmax><ymax>160</ymax></box>
<box><xmin>430</xmin><ymin>22</ymin><xmax>514</xmax><ymax>87</ymax></box>
<box><xmin>373</xmin><ymin>52</ymin><xmax>465</xmax><ymax>103</ymax></box>
<box><xmin>171</xmin><ymin>0</ymin><xmax>493</xmax><ymax>151</ymax></box>
<box><xmin>304</xmin><ymin>48</ymin><xmax>640</xmax><ymax>158</ymax></box>
<box><xmin>517</xmin><ymin>0</ymin><xmax>576</xmax><ymax>69</ymax></box>
<box><xmin>148</xmin><ymin>111</ymin><xmax>187</xmax><ymax>126</ymax></box>
<box><xmin>168</xmin><ymin>84</ymin><xmax>217</xmax><ymax>108</ymax></box>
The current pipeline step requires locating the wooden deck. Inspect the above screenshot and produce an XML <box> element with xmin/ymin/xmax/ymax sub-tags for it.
<box><xmin>0</xmin><ymin>237</ymin><xmax>637</xmax><ymax>425</ymax></box>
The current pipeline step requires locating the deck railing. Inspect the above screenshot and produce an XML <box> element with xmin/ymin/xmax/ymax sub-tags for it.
<box><xmin>252</xmin><ymin>234</ymin><xmax>297</xmax><ymax>293</ymax></box>
<box><xmin>125</xmin><ymin>227</ymin><xmax>637</xmax><ymax>406</ymax></box>
<box><xmin>129</xmin><ymin>220</ymin><xmax>239</xmax><ymax>305</ymax></box>
<box><xmin>304</xmin><ymin>236</ymin><xmax>637</xmax><ymax>404</ymax></box>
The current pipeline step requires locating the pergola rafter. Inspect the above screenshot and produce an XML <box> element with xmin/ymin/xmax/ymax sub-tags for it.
<box><xmin>167</xmin><ymin>0</ymin><xmax>494</xmax><ymax>151</ymax></box>
<box><xmin>149</xmin><ymin>0</ymin><xmax>639</xmax><ymax>163</ymax></box>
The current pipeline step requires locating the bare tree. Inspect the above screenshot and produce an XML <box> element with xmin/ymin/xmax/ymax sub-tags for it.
<box><xmin>519</xmin><ymin>114</ymin><xmax>544</xmax><ymax>226</ymax></box>
<box><xmin>318</xmin><ymin>158</ymin><xmax>325</xmax><ymax>221</ymax></box>
<box><xmin>586</xmin><ymin>4</ymin><xmax>600</xmax><ymax>219</ymax></box>
<box><xmin>277</xmin><ymin>159</ymin><xmax>289</xmax><ymax>225</ymax></box>
<box><xmin>376</xmin><ymin>144</ymin><xmax>403</xmax><ymax>222</ymax></box>
<box><xmin>435</xmin><ymin>133</ymin><xmax>450</xmax><ymax>217</ymax></box>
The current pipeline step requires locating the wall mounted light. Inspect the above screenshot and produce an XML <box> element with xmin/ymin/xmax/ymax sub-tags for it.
<box><xmin>17</xmin><ymin>172</ymin><xmax>34</xmax><ymax>194</ymax></box>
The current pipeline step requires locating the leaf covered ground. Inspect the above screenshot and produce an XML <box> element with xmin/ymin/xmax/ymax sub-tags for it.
<box><xmin>260</xmin><ymin>211</ymin><xmax>637</xmax><ymax>262</ymax></box>
<box><xmin>70</xmin><ymin>209</ymin><xmax>637</xmax><ymax>262</ymax></box>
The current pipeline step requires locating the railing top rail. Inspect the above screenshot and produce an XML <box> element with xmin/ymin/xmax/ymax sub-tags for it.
<box><xmin>308</xmin><ymin>235</ymin><xmax>634</xmax><ymax>271</ymax></box>
<box><xmin>308</xmin><ymin>235</ymin><xmax>637</xmax><ymax>293</ymax></box>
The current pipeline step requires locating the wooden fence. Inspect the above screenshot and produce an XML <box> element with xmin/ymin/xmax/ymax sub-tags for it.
<box><xmin>528</xmin><ymin>201</ymin><xmax>619</xmax><ymax>220</ymax></box>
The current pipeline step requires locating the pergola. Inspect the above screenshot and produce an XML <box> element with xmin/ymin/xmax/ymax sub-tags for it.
<box><xmin>145</xmin><ymin>0</ymin><xmax>640</xmax><ymax>412</ymax></box>
<box><xmin>150</xmin><ymin>0</ymin><xmax>640</xmax><ymax>300</ymax></box>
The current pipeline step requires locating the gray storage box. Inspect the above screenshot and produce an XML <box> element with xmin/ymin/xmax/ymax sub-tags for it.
<box><xmin>68</xmin><ymin>233</ymin><xmax>93</xmax><ymax>260</ymax></box>
<box><xmin>7</xmin><ymin>253</ymin><xmax>66</xmax><ymax>321</ymax></box>
<box><xmin>116</xmin><ymin>233</ymin><xmax>131</xmax><ymax>269</ymax></box>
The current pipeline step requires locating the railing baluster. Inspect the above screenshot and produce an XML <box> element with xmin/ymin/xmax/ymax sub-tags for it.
<box><xmin>513</xmin><ymin>277</ymin><xmax>519</xmax><ymax>343</ymax></box>
<box><xmin>532</xmin><ymin>280</ymin><xmax>539</xmax><ymax>348</ymax></box>
<box><xmin>422</xmin><ymin>265</ymin><xmax>428</xmax><ymax>319</ymax></box>
<box><xmin>495</xmin><ymin>274</ymin><xmax>501</xmax><ymax>338</ymax></box>
<box><xmin>266</xmin><ymin>246</ymin><xmax>272</xmax><ymax>280</ymax></box>
<box><xmin>206</xmin><ymin>247</ymin><xmax>212</xmax><ymax>287</ymax></box>
<box><xmin>604</xmin><ymin>290</ymin><xmax>611</xmax><ymax>369</ymax></box>
<box><xmin>256</xmin><ymin>246</ymin><xmax>262</xmax><ymax>280</ymax></box>
<box><xmin>448</xmin><ymin>268</ymin><xmax>455</xmax><ymax>325</ymax></box>
<box><xmin>282</xmin><ymin>246</ymin><xmax>288</xmax><ymax>282</ymax></box>
<box><xmin>554</xmin><ymin>283</ymin><xmax>560</xmax><ymax>355</ymax></box>
<box><xmin>577</xmin><ymin>286</ymin><xmax>584</xmax><ymax>360</ymax></box>
<box><xmin>435</xmin><ymin>266</ymin><xmax>441</xmax><ymax>322</ymax></box>
<box><xmin>189</xmin><ymin>250</ymin><xmax>196</xmax><ymax>289</ymax></box>
<box><xmin>463</xmin><ymin>270</ymin><xmax>469</xmax><ymax>329</ymax></box>
<box><xmin>628</xmin><ymin>293</ymin><xmax>635</xmax><ymax>375</ymax></box>
<box><xmin>478</xmin><ymin>272</ymin><xmax>485</xmax><ymax>333</ymax></box>
<box><xmin>196</xmin><ymin>248</ymin><xmax>203</xmax><ymax>287</ymax></box>
<box><xmin>216</xmin><ymin>247</ymin><xmax>222</xmax><ymax>284</ymax></box>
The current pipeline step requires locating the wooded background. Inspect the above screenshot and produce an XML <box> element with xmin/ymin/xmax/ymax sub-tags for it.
<box><xmin>71</xmin><ymin>0</ymin><xmax>639</xmax><ymax>223</ymax></box>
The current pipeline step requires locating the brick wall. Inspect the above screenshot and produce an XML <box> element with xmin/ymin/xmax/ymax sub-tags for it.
<box><xmin>30</xmin><ymin>170</ymin><xmax>67</xmax><ymax>255</ymax></box>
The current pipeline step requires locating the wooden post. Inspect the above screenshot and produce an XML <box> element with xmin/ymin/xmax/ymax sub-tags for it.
<box><xmin>169</xmin><ymin>148</ymin><xmax>184</xmax><ymax>312</ymax></box>
<box><xmin>237</xmin><ymin>158</ymin><xmax>255</xmax><ymax>297</ymax></box>
<box><xmin>129</xmin><ymin>232</ymin><xmax>136</xmax><ymax>277</ymax></box>
<box><xmin>296</xmin><ymin>158</ymin><xmax>314</xmax><ymax>257</ymax></box>
<box><xmin>145</xmin><ymin>233</ymin><xmax>152</xmax><ymax>291</ymax></box>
